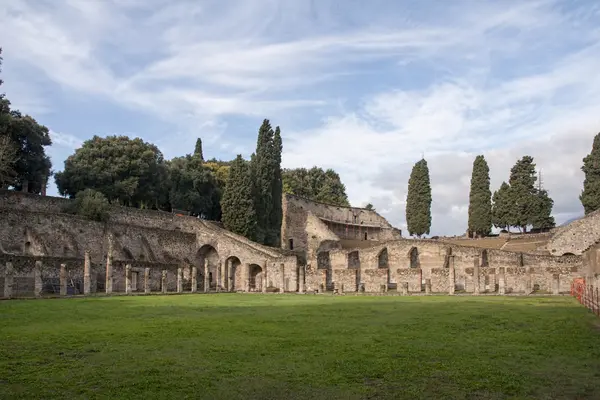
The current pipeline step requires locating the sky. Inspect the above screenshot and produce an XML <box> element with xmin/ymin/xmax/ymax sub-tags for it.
<box><xmin>1</xmin><ymin>0</ymin><xmax>599</xmax><ymax>236</ymax></box>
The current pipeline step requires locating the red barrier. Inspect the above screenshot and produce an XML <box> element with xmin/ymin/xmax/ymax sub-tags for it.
<box><xmin>571</xmin><ymin>278</ymin><xmax>599</xmax><ymax>317</ymax></box>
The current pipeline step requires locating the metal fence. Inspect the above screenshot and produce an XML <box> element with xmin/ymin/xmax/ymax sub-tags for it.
<box><xmin>571</xmin><ymin>278</ymin><xmax>599</xmax><ymax>317</ymax></box>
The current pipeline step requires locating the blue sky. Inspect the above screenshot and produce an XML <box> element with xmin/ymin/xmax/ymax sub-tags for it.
<box><xmin>1</xmin><ymin>0</ymin><xmax>599</xmax><ymax>236</ymax></box>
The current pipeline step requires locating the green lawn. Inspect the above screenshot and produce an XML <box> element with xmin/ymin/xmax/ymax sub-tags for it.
<box><xmin>1</xmin><ymin>295</ymin><xmax>600</xmax><ymax>400</ymax></box>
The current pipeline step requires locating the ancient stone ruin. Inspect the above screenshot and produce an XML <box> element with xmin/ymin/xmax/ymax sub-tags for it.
<box><xmin>0</xmin><ymin>190</ymin><xmax>596</xmax><ymax>298</ymax></box>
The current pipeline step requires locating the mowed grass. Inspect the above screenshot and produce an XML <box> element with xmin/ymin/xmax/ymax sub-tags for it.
<box><xmin>1</xmin><ymin>295</ymin><xmax>600</xmax><ymax>400</ymax></box>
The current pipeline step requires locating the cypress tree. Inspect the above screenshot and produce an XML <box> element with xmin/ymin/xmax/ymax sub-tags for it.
<box><xmin>251</xmin><ymin>119</ymin><xmax>275</xmax><ymax>245</ymax></box>
<box><xmin>221</xmin><ymin>155</ymin><xmax>256</xmax><ymax>239</ymax></box>
<box><xmin>194</xmin><ymin>138</ymin><xmax>204</xmax><ymax>161</ymax></box>
<box><xmin>467</xmin><ymin>155</ymin><xmax>492</xmax><ymax>237</ymax></box>
<box><xmin>492</xmin><ymin>182</ymin><xmax>512</xmax><ymax>231</ymax></box>
<box><xmin>580</xmin><ymin>132</ymin><xmax>600</xmax><ymax>214</ymax></box>
<box><xmin>531</xmin><ymin>189</ymin><xmax>555</xmax><ymax>230</ymax></box>
<box><xmin>507</xmin><ymin>156</ymin><xmax>537</xmax><ymax>232</ymax></box>
<box><xmin>405</xmin><ymin>158</ymin><xmax>432</xmax><ymax>237</ymax></box>
<box><xmin>267</xmin><ymin>126</ymin><xmax>283</xmax><ymax>246</ymax></box>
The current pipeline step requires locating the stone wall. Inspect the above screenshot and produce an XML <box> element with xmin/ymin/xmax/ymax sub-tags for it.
<box><xmin>546</xmin><ymin>208</ymin><xmax>600</xmax><ymax>255</ymax></box>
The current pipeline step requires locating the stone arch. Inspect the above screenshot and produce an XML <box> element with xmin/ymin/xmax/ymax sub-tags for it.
<box><xmin>378</xmin><ymin>248</ymin><xmax>389</xmax><ymax>268</ymax></box>
<box><xmin>317</xmin><ymin>251</ymin><xmax>330</xmax><ymax>269</ymax></box>
<box><xmin>226</xmin><ymin>256</ymin><xmax>242</xmax><ymax>291</ymax></box>
<box><xmin>443</xmin><ymin>247</ymin><xmax>453</xmax><ymax>268</ymax></box>
<box><xmin>197</xmin><ymin>244</ymin><xmax>219</xmax><ymax>290</ymax></box>
<box><xmin>139</xmin><ymin>235</ymin><xmax>157</xmax><ymax>262</ymax></box>
<box><xmin>249</xmin><ymin>263</ymin><xmax>263</xmax><ymax>292</ymax></box>
<box><xmin>480</xmin><ymin>249</ymin><xmax>489</xmax><ymax>268</ymax></box>
<box><xmin>409</xmin><ymin>247</ymin><xmax>420</xmax><ymax>268</ymax></box>
<box><xmin>348</xmin><ymin>251</ymin><xmax>361</xmax><ymax>269</ymax></box>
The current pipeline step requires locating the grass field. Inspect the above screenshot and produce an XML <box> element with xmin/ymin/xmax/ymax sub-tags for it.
<box><xmin>1</xmin><ymin>295</ymin><xmax>600</xmax><ymax>399</ymax></box>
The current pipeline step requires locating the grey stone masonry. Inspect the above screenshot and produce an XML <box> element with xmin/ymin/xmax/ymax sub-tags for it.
<box><xmin>4</xmin><ymin>262</ymin><xmax>13</xmax><ymax>298</ymax></box>
<box><xmin>125</xmin><ymin>264</ymin><xmax>132</xmax><ymax>294</ymax></box>
<box><xmin>60</xmin><ymin>264</ymin><xmax>67</xmax><ymax>296</ymax></box>
<box><xmin>161</xmin><ymin>270</ymin><xmax>168</xmax><ymax>293</ymax></box>
<box><xmin>191</xmin><ymin>267</ymin><xmax>197</xmax><ymax>293</ymax></box>
<box><xmin>84</xmin><ymin>251</ymin><xmax>91</xmax><ymax>295</ymax></box>
<box><xmin>177</xmin><ymin>267</ymin><xmax>183</xmax><ymax>293</ymax></box>
<box><xmin>34</xmin><ymin>260</ymin><xmax>42</xmax><ymax>298</ymax></box>
<box><xmin>144</xmin><ymin>267</ymin><xmax>151</xmax><ymax>294</ymax></box>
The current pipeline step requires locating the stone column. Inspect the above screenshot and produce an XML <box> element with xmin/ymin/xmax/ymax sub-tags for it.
<box><xmin>226</xmin><ymin>260</ymin><xmax>232</xmax><ymax>292</ymax></box>
<box><xmin>498</xmin><ymin>267</ymin><xmax>506</xmax><ymax>295</ymax></box>
<box><xmin>425</xmin><ymin>278</ymin><xmax>431</xmax><ymax>294</ymax></box>
<box><xmin>245</xmin><ymin>263</ymin><xmax>251</xmax><ymax>292</ymax></box>
<box><xmin>161</xmin><ymin>270</ymin><xmax>168</xmax><ymax>293</ymax></box>
<box><xmin>144</xmin><ymin>267</ymin><xmax>151</xmax><ymax>294</ymax></box>
<box><xmin>105</xmin><ymin>235</ymin><xmax>114</xmax><ymax>294</ymax></box>
<box><xmin>261</xmin><ymin>261</ymin><xmax>267</xmax><ymax>293</ymax></box>
<box><xmin>473</xmin><ymin>262</ymin><xmax>480</xmax><ymax>295</ymax></box>
<box><xmin>191</xmin><ymin>267</ymin><xmax>198</xmax><ymax>293</ymax></box>
<box><xmin>401</xmin><ymin>282</ymin><xmax>409</xmax><ymax>295</ymax></box>
<box><xmin>34</xmin><ymin>260</ymin><xmax>43</xmax><ymax>298</ymax></box>
<box><xmin>4</xmin><ymin>262</ymin><xmax>13</xmax><ymax>298</ymax></box>
<box><xmin>83</xmin><ymin>250</ymin><xmax>91</xmax><ymax>295</ymax></box>
<box><xmin>448</xmin><ymin>259</ymin><xmax>455</xmax><ymax>295</ymax></box>
<box><xmin>216</xmin><ymin>262</ymin><xmax>221</xmax><ymax>292</ymax></box>
<box><xmin>125</xmin><ymin>264</ymin><xmax>132</xmax><ymax>294</ymax></box>
<box><xmin>177</xmin><ymin>267</ymin><xmax>183</xmax><ymax>293</ymax></box>
<box><xmin>552</xmin><ymin>274</ymin><xmax>560</xmax><ymax>295</ymax></box>
<box><xmin>298</xmin><ymin>265</ymin><xmax>305</xmax><ymax>293</ymax></box>
<box><xmin>60</xmin><ymin>264</ymin><xmax>67</xmax><ymax>296</ymax></box>
<box><xmin>526</xmin><ymin>267</ymin><xmax>533</xmax><ymax>294</ymax></box>
<box><xmin>280</xmin><ymin>263</ymin><xmax>285</xmax><ymax>293</ymax></box>
<box><xmin>204</xmin><ymin>259</ymin><xmax>209</xmax><ymax>293</ymax></box>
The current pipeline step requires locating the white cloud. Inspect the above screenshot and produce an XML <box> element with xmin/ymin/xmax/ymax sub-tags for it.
<box><xmin>1</xmin><ymin>0</ymin><xmax>599</xmax><ymax>234</ymax></box>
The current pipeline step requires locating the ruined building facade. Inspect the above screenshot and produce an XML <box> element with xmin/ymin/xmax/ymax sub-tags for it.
<box><xmin>0</xmin><ymin>190</ymin><xmax>591</xmax><ymax>298</ymax></box>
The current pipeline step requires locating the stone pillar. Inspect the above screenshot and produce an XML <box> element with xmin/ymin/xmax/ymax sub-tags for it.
<box><xmin>401</xmin><ymin>282</ymin><xmax>409</xmax><ymax>295</ymax></box>
<box><xmin>144</xmin><ymin>267</ymin><xmax>151</xmax><ymax>294</ymax></box>
<box><xmin>105</xmin><ymin>235</ymin><xmax>114</xmax><ymax>294</ymax></box>
<box><xmin>4</xmin><ymin>262</ymin><xmax>14</xmax><ymax>298</ymax></box>
<box><xmin>261</xmin><ymin>262</ymin><xmax>267</xmax><ymax>293</ymax></box>
<box><xmin>526</xmin><ymin>267</ymin><xmax>533</xmax><ymax>294</ymax></box>
<box><xmin>125</xmin><ymin>264</ymin><xmax>132</xmax><ymax>294</ymax></box>
<box><xmin>216</xmin><ymin>262</ymin><xmax>221</xmax><ymax>292</ymax></box>
<box><xmin>280</xmin><ymin>263</ymin><xmax>285</xmax><ymax>293</ymax></box>
<box><xmin>34</xmin><ymin>260</ymin><xmax>43</xmax><ymax>298</ymax></box>
<box><xmin>425</xmin><ymin>278</ymin><xmax>431</xmax><ymax>294</ymax></box>
<box><xmin>245</xmin><ymin>263</ymin><xmax>251</xmax><ymax>292</ymax></box>
<box><xmin>299</xmin><ymin>265</ymin><xmax>305</xmax><ymax>293</ymax></box>
<box><xmin>161</xmin><ymin>270</ymin><xmax>168</xmax><ymax>293</ymax></box>
<box><xmin>473</xmin><ymin>262</ymin><xmax>480</xmax><ymax>295</ymax></box>
<box><xmin>177</xmin><ymin>267</ymin><xmax>183</xmax><ymax>293</ymax></box>
<box><xmin>83</xmin><ymin>250</ymin><xmax>91</xmax><ymax>295</ymax></box>
<box><xmin>498</xmin><ymin>267</ymin><xmax>506</xmax><ymax>295</ymax></box>
<box><xmin>191</xmin><ymin>267</ymin><xmax>198</xmax><ymax>293</ymax></box>
<box><xmin>552</xmin><ymin>274</ymin><xmax>560</xmax><ymax>295</ymax></box>
<box><xmin>448</xmin><ymin>259</ymin><xmax>455</xmax><ymax>295</ymax></box>
<box><xmin>204</xmin><ymin>259</ymin><xmax>210</xmax><ymax>293</ymax></box>
<box><xmin>60</xmin><ymin>264</ymin><xmax>67</xmax><ymax>296</ymax></box>
<box><xmin>227</xmin><ymin>260</ymin><xmax>232</xmax><ymax>292</ymax></box>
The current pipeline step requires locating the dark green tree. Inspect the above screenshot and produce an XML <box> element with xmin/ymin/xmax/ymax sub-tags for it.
<box><xmin>467</xmin><ymin>155</ymin><xmax>492</xmax><ymax>237</ymax></box>
<box><xmin>531</xmin><ymin>189</ymin><xmax>555</xmax><ymax>230</ymax></box>
<box><xmin>365</xmin><ymin>203</ymin><xmax>375</xmax><ymax>211</ymax></box>
<box><xmin>221</xmin><ymin>155</ymin><xmax>257</xmax><ymax>239</ymax></box>
<box><xmin>405</xmin><ymin>158</ymin><xmax>432</xmax><ymax>237</ymax></box>
<box><xmin>580</xmin><ymin>132</ymin><xmax>600</xmax><ymax>214</ymax></box>
<box><xmin>507</xmin><ymin>156</ymin><xmax>538</xmax><ymax>232</ymax></box>
<box><xmin>194</xmin><ymin>138</ymin><xmax>204</xmax><ymax>161</ymax></box>
<box><xmin>282</xmin><ymin>167</ymin><xmax>350</xmax><ymax>206</ymax></box>
<box><xmin>267</xmin><ymin>126</ymin><xmax>283</xmax><ymax>246</ymax></box>
<box><xmin>168</xmin><ymin>154</ymin><xmax>219</xmax><ymax>218</ymax></box>
<box><xmin>492</xmin><ymin>182</ymin><xmax>512</xmax><ymax>231</ymax></box>
<box><xmin>55</xmin><ymin>135</ymin><xmax>168</xmax><ymax>208</ymax></box>
<box><xmin>251</xmin><ymin>119</ymin><xmax>283</xmax><ymax>246</ymax></box>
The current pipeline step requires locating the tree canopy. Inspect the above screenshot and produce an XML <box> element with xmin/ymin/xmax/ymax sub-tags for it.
<box><xmin>405</xmin><ymin>158</ymin><xmax>432</xmax><ymax>237</ymax></box>
<box><xmin>282</xmin><ymin>167</ymin><xmax>350</xmax><ymax>206</ymax></box>
<box><xmin>221</xmin><ymin>155</ymin><xmax>257</xmax><ymax>239</ymax></box>
<box><xmin>580</xmin><ymin>132</ymin><xmax>600</xmax><ymax>214</ymax></box>
<box><xmin>467</xmin><ymin>155</ymin><xmax>492</xmax><ymax>237</ymax></box>
<box><xmin>55</xmin><ymin>135</ymin><xmax>168</xmax><ymax>208</ymax></box>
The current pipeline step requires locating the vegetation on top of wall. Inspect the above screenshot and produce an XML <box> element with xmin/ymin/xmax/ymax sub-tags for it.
<box><xmin>282</xmin><ymin>167</ymin><xmax>350</xmax><ymax>207</ymax></box>
<box><xmin>64</xmin><ymin>189</ymin><xmax>110</xmax><ymax>222</ymax></box>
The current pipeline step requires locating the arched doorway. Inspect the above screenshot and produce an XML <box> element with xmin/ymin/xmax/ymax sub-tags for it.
<box><xmin>378</xmin><ymin>248</ymin><xmax>388</xmax><ymax>268</ymax></box>
<box><xmin>249</xmin><ymin>264</ymin><xmax>263</xmax><ymax>292</ymax></box>
<box><xmin>197</xmin><ymin>244</ymin><xmax>219</xmax><ymax>291</ymax></box>
<box><xmin>409</xmin><ymin>247</ymin><xmax>420</xmax><ymax>268</ymax></box>
<box><xmin>225</xmin><ymin>256</ymin><xmax>241</xmax><ymax>291</ymax></box>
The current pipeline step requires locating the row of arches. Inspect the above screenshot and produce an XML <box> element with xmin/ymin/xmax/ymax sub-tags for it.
<box><xmin>316</xmin><ymin>247</ymin><xmax>494</xmax><ymax>271</ymax></box>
